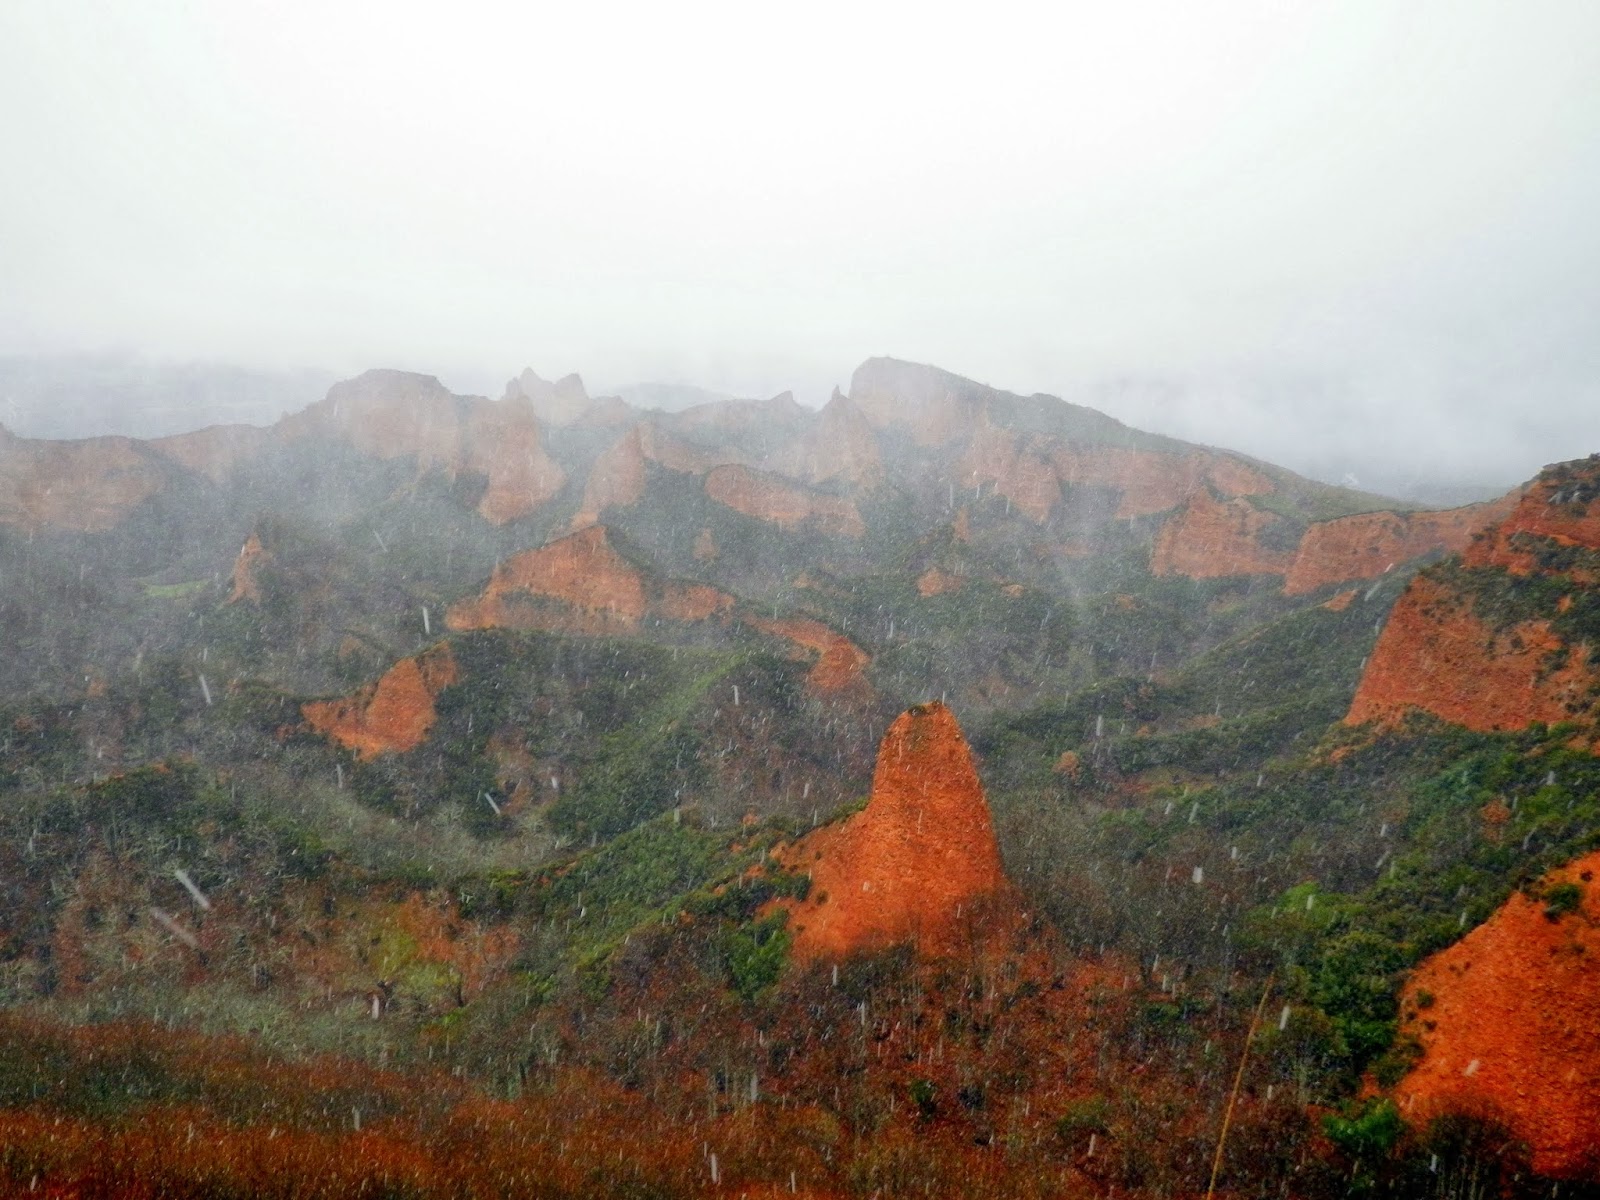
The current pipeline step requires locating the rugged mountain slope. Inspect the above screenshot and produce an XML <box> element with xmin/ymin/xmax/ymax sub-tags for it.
<box><xmin>4</xmin><ymin>359</ymin><xmax>1599</xmax><ymax>1197</ymax></box>
<box><xmin>1348</xmin><ymin>455</ymin><xmax>1600</xmax><ymax>741</ymax></box>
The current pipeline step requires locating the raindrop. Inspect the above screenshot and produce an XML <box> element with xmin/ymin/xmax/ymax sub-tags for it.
<box><xmin>198</xmin><ymin>674</ymin><xmax>213</xmax><ymax>707</ymax></box>
<box><xmin>1192</xmin><ymin>866</ymin><xmax>1204</xmax><ymax>885</ymax></box>
<box><xmin>483</xmin><ymin>793</ymin><xmax>501</xmax><ymax>816</ymax></box>
<box><xmin>1463</xmin><ymin>1059</ymin><xmax>1480</xmax><ymax>1077</ymax></box>
<box><xmin>174</xmin><ymin>869</ymin><xmax>211</xmax><ymax>911</ymax></box>
<box><xmin>422</xmin><ymin>606</ymin><xmax>431</xmax><ymax>635</ymax></box>
<box><xmin>1278</xmin><ymin>1004</ymin><xmax>1291</xmax><ymax>1031</ymax></box>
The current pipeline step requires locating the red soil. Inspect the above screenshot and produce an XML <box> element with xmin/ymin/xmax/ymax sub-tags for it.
<box><xmin>1345</xmin><ymin>573</ymin><xmax>1598</xmax><ymax>735</ymax></box>
<box><xmin>916</xmin><ymin>566</ymin><xmax>966</xmax><ymax>597</ymax></box>
<box><xmin>1465</xmin><ymin>470</ymin><xmax>1600</xmax><ymax>576</ymax></box>
<box><xmin>1393</xmin><ymin>849</ymin><xmax>1600</xmax><ymax>1178</ymax></box>
<box><xmin>763</xmin><ymin>390</ymin><xmax>883</xmax><ymax>487</ymax></box>
<box><xmin>849</xmin><ymin>359</ymin><xmax>982</xmax><ymax>447</ymax></box>
<box><xmin>1050</xmin><ymin>446</ymin><xmax>1274</xmax><ymax>520</ymax></box>
<box><xmin>1149</xmin><ymin>488</ymin><xmax>1296</xmax><ymax>579</ymax></box>
<box><xmin>572</xmin><ymin>425</ymin><xmax>649</xmax><ymax>528</ymax></box>
<box><xmin>281</xmin><ymin>370</ymin><xmax>565</xmax><ymax>525</ymax></box>
<box><xmin>742</xmin><ymin>615</ymin><xmax>870</xmax><ymax>694</ymax></box>
<box><xmin>0</xmin><ymin>434</ymin><xmax>168</xmax><ymax>532</ymax></box>
<box><xmin>704</xmin><ymin>465</ymin><xmax>865</xmax><ymax>538</ymax></box>
<box><xmin>958</xmin><ymin>420</ymin><xmax>1061</xmax><ymax>522</ymax></box>
<box><xmin>462</xmin><ymin>395</ymin><xmax>567</xmax><ymax>524</ymax></box>
<box><xmin>446</xmin><ymin>525</ymin><xmax>735</xmax><ymax>636</ymax></box>
<box><xmin>777</xmin><ymin>702</ymin><xmax>1009</xmax><ymax>959</ymax></box>
<box><xmin>151</xmin><ymin>424</ymin><xmax>272</xmax><ymax>484</ymax></box>
<box><xmin>1282</xmin><ymin>498</ymin><xmax>1515</xmax><ymax>595</ymax></box>
<box><xmin>303</xmin><ymin>643</ymin><xmax>459</xmax><ymax>760</ymax></box>
<box><xmin>228</xmin><ymin>532</ymin><xmax>269</xmax><ymax>604</ymax></box>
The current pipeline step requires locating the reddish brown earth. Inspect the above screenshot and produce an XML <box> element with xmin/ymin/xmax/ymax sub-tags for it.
<box><xmin>282</xmin><ymin>370</ymin><xmax>565</xmax><ymax>524</ymax></box>
<box><xmin>848</xmin><ymin>359</ymin><xmax>983</xmax><ymax>447</ymax></box>
<box><xmin>916</xmin><ymin>566</ymin><xmax>966</xmax><ymax>597</ymax></box>
<box><xmin>776</xmin><ymin>702</ymin><xmax>1010</xmax><ymax>959</ymax></box>
<box><xmin>302</xmin><ymin>643</ymin><xmax>459</xmax><ymax>760</ymax></box>
<box><xmin>704</xmin><ymin>465</ymin><xmax>865</xmax><ymax>538</ymax></box>
<box><xmin>1345</xmin><ymin>573</ymin><xmax>1598</xmax><ymax>734</ymax></box>
<box><xmin>673</xmin><ymin>391</ymin><xmax>809</xmax><ymax>435</ymax></box>
<box><xmin>150</xmin><ymin>424</ymin><xmax>273</xmax><ymax>484</ymax></box>
<box><xmin>1149</xmin><ymin>489</ymin><xmax>1297</xmax><ymax>579</ymax></box>
<box><xmin>1465</xmin><ymin>464</ymin><xmax>1600</xmax><ymax>577</ymax></box>
<box><xmin>446</xmin><ymin>525</ymin><xmax>733</xmax><ymax>636</ymax></box>
<box><xmin>505</xmin><ymin>368</ymin><xmax>592</xmax><ymax>427</ymax></box>
<box><xmin>227</xmin><ymin>532</ymin><xmax>269</xmax><ymax>604</ymax></box>
<box><xmin>764</xmin><ymin>390</ymin><xmax>883</xmax><ymax>487</ymax></box>
<box><xmin>1282</xmin><ymin>497</ymin><xmax>1516</xmax><ymax>595</ymax></box>
<box><xmin>0</xmin><ymin>433</ymin><xmax>169</xmax><ymax>532</ymax></box>
<box><xmin>462</xmin><ymin>396</ymin><xmax>567</xmax><ymax>524</ymax></box>
<box><xmin>958</xmin><ymin>420</ymin><xmax>1062</xmax><ymax>522</ymax></box>
<box><xmin>742</xmin><ymin>615</ymin><xmax>870</xmax><ymax>694</ymax></box>
<box><xmin>1393</xmin><ymin>849</ymin><xmax>1600</xmax><ymax>1178</ymax></box>
<box><xmin>1051</xmin><ymin>446</ymin><xmax>1274</xmax><ymax>520</ymax></box>
<box><xmin>571</xmin><ymin>425</ymin><xmax>649</xmax><ymax>528</ymax></box>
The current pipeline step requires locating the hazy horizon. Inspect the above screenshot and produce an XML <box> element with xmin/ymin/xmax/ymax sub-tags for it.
<box><xmin>3</xmin><ymin>1</ymin><xmax>1597</xmax><ymax>495</ymax></box>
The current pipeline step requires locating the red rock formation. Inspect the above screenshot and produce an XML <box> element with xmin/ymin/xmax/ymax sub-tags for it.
<box><xmin>303</xmin><ymin>643</ymin><xmax>459</xmax><ymax>760</ymax></box>
<box><xmin>446</xmin><ymin>525</ymin><xmax>733</xmax><ymax>636</ymax></box>
<box><xmin>764</xmin><ymin>391</ymin><xmax>883</xmax><ymax>487</ymax></box>
<box><xmin>1393</xmin><ymin>849</ymin><xmax>1600</xmax><ymax>1178</ymax></box>
<box><xmin>916</xmin><ymin>566</ymin><xmax>966</xmax><ymax>597</ymax></box>
<box><xmin>1050</xmin><ymin>446</ymin><xmax>1274</xmax><ymax>520</ymax></box>
<box><xmin>1464</xmin><ymin>464</ymin><xmax>1600</xmax><ymax>577</ymax></box>
<box><xmin>0</xmin><ymin>434</ymin><xmax>170</xmax><ymax>533</ymax></box>
<box><xmin>1346</xmin><ymin>461</ymin><xmax>1600</xmax><ymax>736</ymax></box>
<box><xmin>463</xmin><ymin>396</ymin><xmax>567</xmax><ymax>524</ymax></box>
<box><xmin>151</xmin><ymin>424</ymin><xmax>272</xmax><ymax>484</ymax></box>
<box><xmin>1283</xmin><ymin>497</ymin><xmax>1517</xmax><ymax>596</ymax></box>
<box><xmin>228</xmin><ymin>533</ymin><xmax>269</xmax><ymax>604</ymax></box>
<box><xmin>572</xmin><ymin>426</ymin><xmax>649</xmax><ymax>529</ymax></box>
<box><xmin>1149</xmin><ymin>489</ymin><xmax>1297</xmax><ymax>579</ymax></box>
<box><xmin>957</xmin><ymin>419</ymin><xmax>1061</xmax><ymax>522</ymax></box>
<box><xmin>673</xmin><ymin>391</ymin><xmax>809</xmax><ymax>435</ymax></box>
<box><xmin>704</xmin><ymin>465</ymin><xmax>865</xmax><ymax>538</ymax></box>
<box><xmin>1345</xmin><ymin>573</ymin><xmax>1598</xmax><ymax>734</ymax></box>
<box><xmin>283</xmin><ymin>370</ymin><xmax>566</xmax><ymax>524</ymax></box>
<box><xmin>849</xmin><ymin>358</ymin><xmax>984</xmax><ymax>447</ymax></box>
<box><xmin>742</xmin><ymin>614</ymin><xmax>869</xmax><ymax>694</ymax></box>
<box><xmin>506</xmin><ymin>369</ymin><xmax>592</xmax><ymax>427</ymax></box>
<box><xmin>777</xmin><ymin>702</ymin><xmax>1009</xmax><ymax>960</ymax></box>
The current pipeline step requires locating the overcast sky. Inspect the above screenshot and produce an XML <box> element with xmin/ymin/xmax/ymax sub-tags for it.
<box><xmin>1</xmin><ymin>0</ymin><xmax>1596</xmax><ymax>491</ymax></box>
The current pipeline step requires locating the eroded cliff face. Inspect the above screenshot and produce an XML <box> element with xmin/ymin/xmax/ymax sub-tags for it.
<box><xmin>763</xmin><ymin>391</ymin><xmax>883</xmax><ymax>488</ymax></box>
<box><xmin>282</xmin><ymin>370</ymin><xmax>566</xmax><ymax>524</ymax></box>
<box><xmin>302</xmin><ymin>643</ymin><xmax>459</xmax><ymax>760</ymax></box>
<box><xmin>1346</xmin><ymin>574</ymin><xmax>1597</xmax><ymax>733</ymax></box>
<box><xmin>1393</xmin><ymin>849</ymin><xmax>1600</xmax><ymax>1178</ymax></box>
<box><xmin>1464</xmin><ymin>461</ymin><xmax>1600</xmax><ymax>577</ymax></box>
<box><xmin>1346</xmin><ymin>458</ymin><xmax>1600</xmax><ymax>737</ymax></box>
<box><xmin>1282</xmin><ymin>497</ymin><xmax>1517</xmax><ymax>595</ymax></box>
<box><xmin>506</xmin><ymin>369</ymin><xmax>593</xmax><ymax>427</ymax></box>
<box><xmin>150</xmin><ymin>424</ymin><xmax>273</xmax><ymax>485</ymax></box>
<box><xmin>778</xmin><ymin>702</ymin><xmax>1009</xmax><ymax>959</ymax></box>
<box><xmin>704</xmin><ymin>465</ymin><xmax>865</xmax><ymax>538</ymax></box>
<box><xmin>1149</xmin><ymin>489</ymin><xmax>1298</xmax><ymax>579</ymax></box>
<box><xmin>228</xmin><ymin>533</ymin><xmax>270</xmax><ymax>605</ymax></box>
<box><xmin>742</xmin><ymin>614</ymin><xmax>870</xmax><ymax>695</ymax></box>
<box><xmin>445</xmin><ymin>525</ymin><xmax>733</xmax><ymax>635</ymax></box>
<box><xmin>0</xmin><ymin>434</ymin><xmax>170</xmax><ymax>532</ymax></box>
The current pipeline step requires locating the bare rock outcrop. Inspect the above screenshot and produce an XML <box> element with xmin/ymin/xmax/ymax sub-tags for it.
<box><xmin>777</xmin><ymin>702</ymin><xmax>1010</xmax><ymax>960</ymax></box>
<box><xmin>1394</xmin><ymin>849</ymin><xmax>1600</xmax><ymax>1178</ymax></box>
<box><xmin>302</xmin><ymin>643</ymin><xmax>459</xmax><ymax>760</ymax></box>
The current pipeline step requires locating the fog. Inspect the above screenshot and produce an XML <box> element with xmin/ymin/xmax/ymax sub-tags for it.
<box><xmin>2</xmin><ymin>0</ymin><xmax>1597</xmax><ymax>494</ymax></box>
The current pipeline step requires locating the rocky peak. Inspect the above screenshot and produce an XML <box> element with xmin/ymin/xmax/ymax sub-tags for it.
<box><xmin>848</xmin><ymin>357</ymin><xmax>988</xmax><ymax>447</ymax></box>
<box><xmin>779</xmin><ymin>702</ymin><xmax>1009</xmax><ymax>960</ymax></box>
<box><xmin>507</xmin><ymin>368</ymin><xmax>592</xmax><ymax>427</ymax></box>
